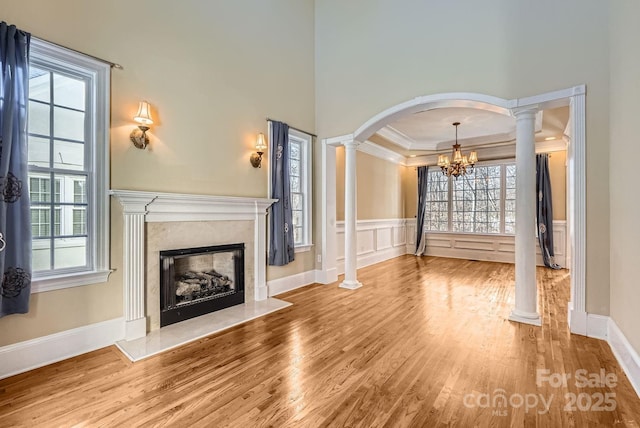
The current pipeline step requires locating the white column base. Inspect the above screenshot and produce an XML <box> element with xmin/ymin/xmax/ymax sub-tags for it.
<box><xmin>508</xmin><ymin>309</ymin><xmax>542</xmax><ymax>326</ymax></box>
<box><xmin>339</xmin><ymin>280</ymin><xmax>362</xmax><ymax>290</ymax></box>
<box><xmin>125</xmin><ymin>318</ymin><xmax>147</xmax><ymax>341</ymax></box>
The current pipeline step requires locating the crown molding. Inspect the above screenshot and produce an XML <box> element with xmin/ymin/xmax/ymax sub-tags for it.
<box><xmin>358</xmin><ymin>141</ymin><xmax>408</xmax><ymax>165</ymax></box>
<box><xmin>405</xmin><ymin>138</ymin><xmax>567</xmax><ymax>167</ymax></box>
<box><xmin>376</xmin><ymin>112</ymin><xmax>543</xmax><ymax>152</ymax></box>
<box><xmin>376</xmin><ymin>126</ymin><xmax>415</xmax><ymax>150</ymax></box>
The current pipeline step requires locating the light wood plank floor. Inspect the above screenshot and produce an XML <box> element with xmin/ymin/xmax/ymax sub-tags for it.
<box><xmin>1</xmin><ymin>256</ymin><xmax>639</xmax><ymax>427</ymax></box>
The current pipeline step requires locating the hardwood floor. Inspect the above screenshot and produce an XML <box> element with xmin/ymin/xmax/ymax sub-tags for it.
<box><xmin>1</xmin><ymin>256</ymin><xmax>639</xmax><ymax>427</ymax></box>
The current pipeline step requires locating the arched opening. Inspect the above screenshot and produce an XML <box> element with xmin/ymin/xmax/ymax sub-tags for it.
<box><xmin>320</xmin><ymin>88</ymin><xmax>586</xmax><ymax>335</ymax></box>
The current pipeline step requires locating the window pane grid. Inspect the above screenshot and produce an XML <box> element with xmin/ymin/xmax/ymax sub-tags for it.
<box><xmin>28</xmin><ymin>65</ymin><xmax>90</xmax><ymax>273</ymax></box>
<box><xmin>287</xmin><ymin>134</ymin><xmax>310</xmax><ymax>247</ymax></box>
<box><xmin>73</xmin><ymin>208</ymin><xmax>87</xmax><ymax>235</ymax></box>
<box><xmin>425</xmin><ymin>170</ymin><xmax>449</xmax><ymax>232</ymax></box>
<box><xmin>424</xmin><ymin>163</ymin><xmax>515</xmax><ymax>235</ymax></box>
<box><xmin>452</xmin><ymin>166</ymin><xmax>501</xmax><ymax>234</ymax></box>
<box><xmin>504</xmin><ymin>164</ymin><xmax>516</xmax><ymax>234</ymax></box>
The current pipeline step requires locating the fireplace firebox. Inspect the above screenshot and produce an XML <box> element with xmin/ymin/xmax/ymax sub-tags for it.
<box><xmin>159</xmin><ymin>243</ymin><xmax>245</xmax><ymax>327</ymax></box>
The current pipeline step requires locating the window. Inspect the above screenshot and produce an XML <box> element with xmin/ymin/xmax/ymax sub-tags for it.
<box><xmin>27</xmin><ymin>39</ymin><xmax>111</xmax><ymax>292</ymax></box>
<box><xmin>504</xmin><ymin>165</ymin><xmax>517</xmax><ymax>234</ymax></box>
<box><xmin>452</xmin><ymin>165</ymin><xmax>501</xmax><ymax>233</ymax></box>
<box><xmin>287</xmin><ymin>129</ymin><xmax>313</xmax><ymax>250</ymax></box>
<box><xmin>424</xmin><ymin>169</ymin><xmax>449</xmax><ymax>232</ymax></box>
<box><xmin>424</xmin><ymin>162</ymin><xmax>516</xmax><ymax>235</ymax></box>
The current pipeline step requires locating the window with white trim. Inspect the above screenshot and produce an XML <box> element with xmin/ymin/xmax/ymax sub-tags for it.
<box><xmin>424</xmin><ymin>161</ymin><xmax>516</xmax><ymax>235</ymax></box>
<box><xmin>27</xmin><ymin>39</ymin><xmax>110</xmax><ymax>292</ymax></box>
<box><xmin>287</xmin><ymin>129</ymin><xmax>313</xmax><ymax>251</ymax></box>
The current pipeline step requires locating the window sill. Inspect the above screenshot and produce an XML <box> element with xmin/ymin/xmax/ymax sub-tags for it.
<box><xmin>294</xmin><ymin>244</ymin><xmax>314</xmax><ymax>253</ymax></box>
<box><xmin>31</xmin><ymin>269</ymin><xmax>114</xmax><ymax>294</ymax></box>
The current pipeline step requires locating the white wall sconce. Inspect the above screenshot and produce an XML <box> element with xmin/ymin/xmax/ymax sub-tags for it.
<box><xmin>250</xmin><ymin>133</ymin><xmax>267</xmax><ymax>168</ymax></box>
<box><xmin>130</xmin><ymin>101</ymin><xmax>154</xmax><ymax>149</ymax></box>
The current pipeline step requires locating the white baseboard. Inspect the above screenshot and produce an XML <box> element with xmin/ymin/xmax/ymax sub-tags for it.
<box><xmin>267</xmin><ymin>270</ymin><xmax>317</xmax><ymax>297</ymax></box>
<box><xmin>608</xmin><ymin>319</ymin><xmax>640</xmax><ymax>398</ymax></box>
<box><xmin>568</xmin><ymin>307</ymin><xmax>608</xmax><ymax>340</ymax></box>
<box><xmin>315</xmin><ymin>267</ymin><xmax>338</xmax><ymax>285</ymax></box>
<box><xmin>586</xmin><ymin>314</ymin><xmax>609</xmax><ymax>340</ymax></box>
<box><xmin>0</xmin><ymin>317</ymin><xmax>125</xmax><ymax>380</ymax></box>
<box><xmin>568</xmin><ymin>304</ymin><xmax>588</xmax><ymax>336</ymax></box>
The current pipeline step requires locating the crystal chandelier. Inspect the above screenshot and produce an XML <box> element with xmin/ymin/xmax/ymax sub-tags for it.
<box><xmin>437</xmin><ymin>122</ymin><xmax>478</xmax><ymax>178</ymax></box>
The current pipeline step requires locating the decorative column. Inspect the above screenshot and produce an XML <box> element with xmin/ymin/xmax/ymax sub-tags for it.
<box><xmin>509</xmin><ymin>107</ymin><xmax>541</xmax><ymax>326</ymax></box>
<box><xmin>567</xmin><ymin>91</ymin><xmax>587</xmax><ymax>335</ymax></box>
<box><xmin>254</xmin><ymin>201</ymin><xmax>269</xmax><ymax>301</ymax></box>
<box><xmin>340</xmin><ymin>139</ymin><xmax>362</xmax><ymax>290</ymax></box>
<box><xmin>113</xmin><ymin>193</ymin><xmax>156</xmax><ymax>341</ymax></box>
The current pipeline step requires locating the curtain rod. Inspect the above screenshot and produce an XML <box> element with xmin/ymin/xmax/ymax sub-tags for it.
<box><xmin>266</xmin><ymin>118</ymin><xmax>317</xmax><ymax>138</ymax></box>
<box><xmin>32</xmin><ymin>34</ymin><xmax>123</xmax><ymax>70</ymax></box>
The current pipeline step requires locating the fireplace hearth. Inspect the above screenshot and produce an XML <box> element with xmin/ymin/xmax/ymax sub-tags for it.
<box><xmin>160</xmin><ymin>243</ymin><xmax>245</xmax><ymax>327</ymax></box>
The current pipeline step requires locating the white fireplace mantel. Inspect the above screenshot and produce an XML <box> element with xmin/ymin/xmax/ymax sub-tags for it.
<box><xmin>111</xmin><ymin>189</ymin><xmax>276</xmax><ymax>341</ymax></box>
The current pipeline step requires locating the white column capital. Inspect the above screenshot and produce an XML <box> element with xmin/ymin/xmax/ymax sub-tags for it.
<box><xmin>511</xmin><ymin>105</ymin><xmax>539</xmax><ymax>119</ymax></box>
<box><xmin>343</xmin><ymin>140</ymin><xmax>360</xmax><ymax>150</ymax></box>
<box><xmin>111</xmin><ymin>191</ymin><xmax>156</xmax><ymax>215</ymax></box>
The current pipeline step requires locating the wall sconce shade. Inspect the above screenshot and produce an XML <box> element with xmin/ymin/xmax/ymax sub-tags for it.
<box><xmin>250</xmin><ymin>133</ymin><xmax>267</xmax><ymax>168</ymax></box>
<box><xmin>134</xmin><ymin>101</ymin><xmax>154</xmax><ymax>125</ymax></box>
<box><xmin>130</xmin><ymin>101</ymin><xmax>154</xmax><ymax>149</ymax></box>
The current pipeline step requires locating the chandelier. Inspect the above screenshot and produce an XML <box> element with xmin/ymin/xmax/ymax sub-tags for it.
<box><xmin>437</xmin><ymin>122</ymin><xmax>478</xmax><ymax>178</ymax></box>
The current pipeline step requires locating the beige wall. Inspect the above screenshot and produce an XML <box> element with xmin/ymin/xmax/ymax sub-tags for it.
<box><xmin>609</xmin><ymin>1</ymin><xmax>640</xmax><ymax>352</ymax></box>
<box><xmin>335</xmin><ymin>148</ymin><xmax>406</xmax><ymax>221</ymax></box>
<box><xmin>316</xmin><ymin>0</ymin><xmax>609</xmax><ymax>315</ymax></box>
<box><xmin>549</xmin><ymin>151</ymin><xmax>566</xmax><ymax>221</ymax></box>
<box><xmin>0</xmin><ymin>0</ymin><xmax>315</xmax><ymax>345</ymax></box>
<box><xmin>403</xmin><ymin>167</ymin><xmax>418</xmax><ymax>220</ymax></box>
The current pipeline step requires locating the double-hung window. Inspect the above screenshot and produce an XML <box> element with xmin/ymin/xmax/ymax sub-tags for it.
<box><xmin>27</xmin><ymin>39</ymin><xmax>110</xmax><ymax>292</ymax></box>
<box><xmin>424</xmin><ymin>161</ymin><xmax>516</xmax><ymax>235</ymax></box>
<box><xmin>287</xmin><ymin>129</ymin><xmax>313</xmax><ymax>251</ymax></box>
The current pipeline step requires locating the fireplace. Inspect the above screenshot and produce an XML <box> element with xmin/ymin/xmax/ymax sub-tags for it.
<box><xmin>160</xmin><ymin>243</ymin><xmax>245</xmax><ymax>327</ymax></box>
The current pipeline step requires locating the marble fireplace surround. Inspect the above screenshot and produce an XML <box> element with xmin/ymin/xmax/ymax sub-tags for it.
<box><xmin>111</xmin><ymin>190</ymin><xmax>277</xmax><ymax>342</ymax></box>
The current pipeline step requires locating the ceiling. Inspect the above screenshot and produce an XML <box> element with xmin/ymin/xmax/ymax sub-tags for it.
<box><xmin>370</xmin><ymin>106</ymin><xmax>570</xmax><ymax>157</ymax></box>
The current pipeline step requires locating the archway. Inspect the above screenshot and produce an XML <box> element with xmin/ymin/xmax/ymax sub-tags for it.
<box><xmin>319</xmin><ymin>87</ymin><xmax>587</xmax><ymax>335</ymax></box>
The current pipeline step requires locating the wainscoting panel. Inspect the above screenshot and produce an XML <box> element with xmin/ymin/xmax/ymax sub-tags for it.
<box><xmin>394</xmin><ymin>225</ymin><xmax>407</xmax><ymax>247</ymax></box>
<box><xmin>337</xmin><ymin>219</ymin><xmax>408</xmax><ymax>274</ymax></box>
<box><xmin>376</xmin><ymin>227</ymin><xmax>393</xmax><ymax>251</ymax></box>
<box><xmin>497</xmin><ymin>242</ymin><xmax>515</xmax><ymax>253</ymax></box>
<box><xmin>426</xmin><ymin>237</ymin><xmax>451</xmax><ymax>249</ymax></box>
<box><xmin>421</xmin><ymin>220</ymin><xmax>567</xmax><ymax>267</ymax></box>
<box><xmin>357</xmin><ymin>230</ymin><xmax>376</xmax><ymax>256</ymax></box>
<box><xmin>337</xmin><ymin>219</ymin><xmax>567</xmax><ymax>272</ymax></box>
<box><xmin>452</xmin><ymin>238</ymin><xmax>495</xmax><ymax>252</ymax></box>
